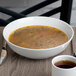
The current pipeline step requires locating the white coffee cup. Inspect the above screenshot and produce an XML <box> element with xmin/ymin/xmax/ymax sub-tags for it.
<box><xmin>52</xmin><ymin>55</ymin><xmax>76</xmax><ymax>76</ymax></box>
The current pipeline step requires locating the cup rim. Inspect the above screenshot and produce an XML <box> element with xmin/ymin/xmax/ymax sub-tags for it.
<box><xmin>52</xmin><ymin>55</ymin><xmax>76</xmax><ymax>70</ymax></box>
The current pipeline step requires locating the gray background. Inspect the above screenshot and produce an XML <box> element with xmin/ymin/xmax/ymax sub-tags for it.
<box><xmin>0</xmin><ymin>0</ymin><xmax>76</xmax><ymax>26</ymax></box>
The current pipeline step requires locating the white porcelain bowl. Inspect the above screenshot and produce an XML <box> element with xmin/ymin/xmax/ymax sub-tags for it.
<box><xmin>3</xmin><ymin>16</ymin><xmax>74</xmax><ymax>59</ymax></box>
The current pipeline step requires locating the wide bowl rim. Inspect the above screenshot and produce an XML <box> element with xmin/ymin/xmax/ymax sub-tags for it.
<box><xmin>3</xmin><ymin>16</ymin><xmax>74</xmax><ymax>51</ymax></box>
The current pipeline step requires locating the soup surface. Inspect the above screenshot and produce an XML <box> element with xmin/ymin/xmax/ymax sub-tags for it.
<box><xmin>8</xmin><ymin>25</ymin><xmax>68</xmax><ymax>49</ymax></box>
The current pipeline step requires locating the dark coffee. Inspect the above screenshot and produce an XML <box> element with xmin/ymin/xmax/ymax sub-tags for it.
<box><xmin>54</xmin><ymin>60</ymin><xmax>76</xmax><ymax>69</ymax></box>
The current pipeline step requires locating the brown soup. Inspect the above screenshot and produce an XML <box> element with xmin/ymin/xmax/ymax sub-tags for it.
<box><xmin>8</xmin><ymin>25</ymin><xmax>68</xmax><ymax>49</ymax></box>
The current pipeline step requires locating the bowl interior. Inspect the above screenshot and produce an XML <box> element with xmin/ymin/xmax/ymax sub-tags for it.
<box><xmin>3</xmin><ymin>16</ymin><xmax>74</xmax><ymax>45</ymax></box>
